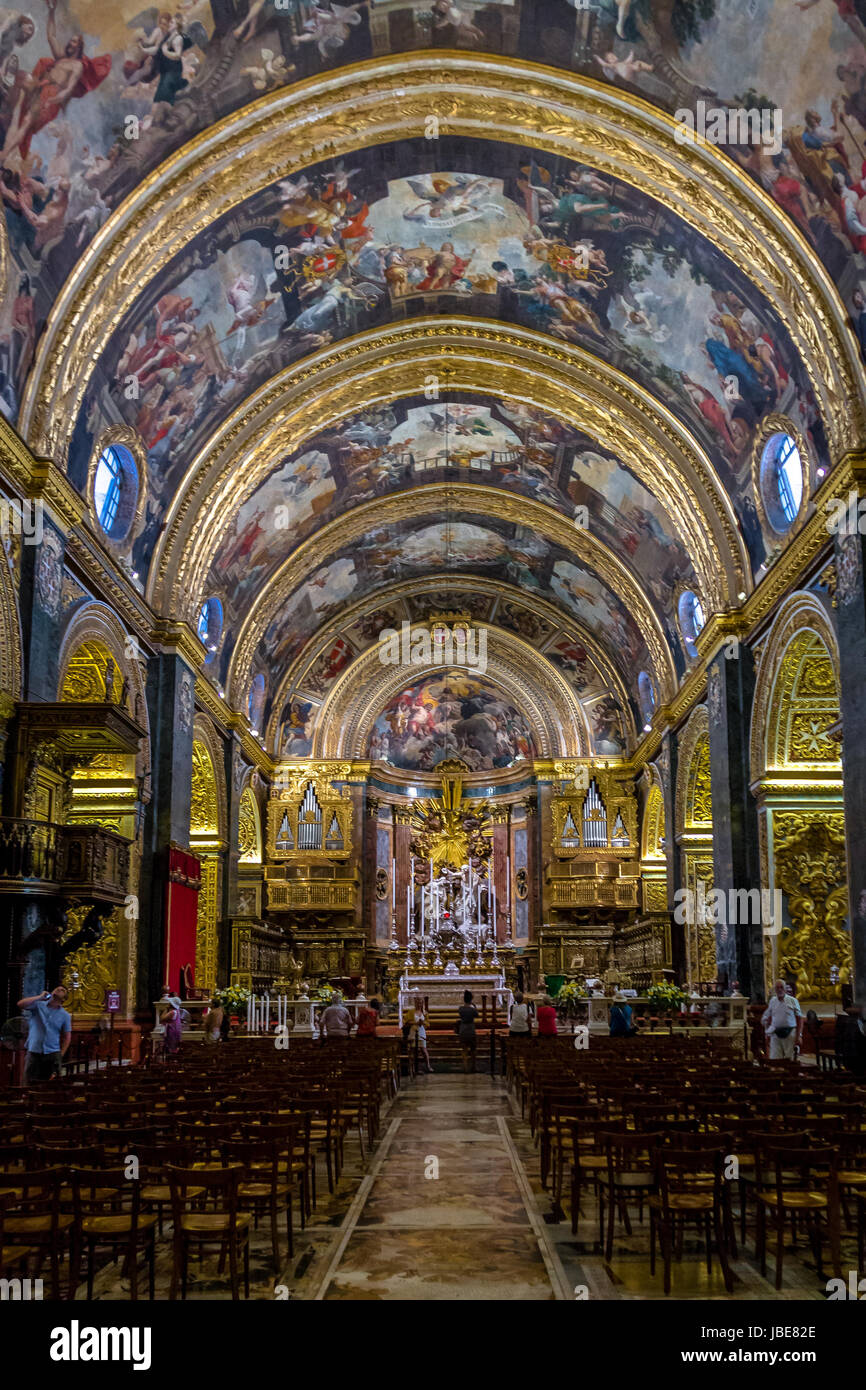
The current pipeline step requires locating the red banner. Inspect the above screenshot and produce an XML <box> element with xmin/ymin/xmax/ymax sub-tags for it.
<box><xmin>164</xmin><ymin>846</ymin><xmax>201</xmax><ymax>996</ymax></box>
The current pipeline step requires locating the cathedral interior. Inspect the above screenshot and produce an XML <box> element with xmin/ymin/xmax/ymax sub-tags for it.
<box><xmin>1</xmin><ymin>0</ymin><xmax>866</xmax><ymax>1319</ymax></box>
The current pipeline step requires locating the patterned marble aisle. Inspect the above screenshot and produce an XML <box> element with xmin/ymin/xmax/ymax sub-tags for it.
<box><xmin>314</xmin><ymin>1074</ymin><xmax>569</xmax><ymax>1300</ymax></box>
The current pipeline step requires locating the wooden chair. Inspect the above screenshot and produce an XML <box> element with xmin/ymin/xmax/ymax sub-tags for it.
<box><xmin>600</xmin><ymin>1130</ymin><xmax>661</xmax><ymax>1262</ymax></box>
<box><xmin>755</xmin><ymin>1142</ymin><xmax>842</xmax><ymax>1290</ymax></box>
<box><xmin>649</xmin><ymin>1147</ymin><xmax>733</xmax><ymax>1295</ymax></box>
<box><xmin>0</xmin><ymin>1192</ymin><xmax>33</xmax><ymax>1282</ymax></box>
<box><xmin>69</xmin><ymin>1167</ymin><xmax>157</xmax><ymax>1300</ymax></box>
<box><xmin>166</xmin><ymin>1164</ymin><xmax>251</xmax><ymax>1300</ymax></box>
<box><xmin>0</xmin><ymin>1168</ymin><xmax>74</xmax><ymax>1299</ymax></box>
<box><xmin>222</xmin><ymin>1137</ymin><xmax>295</xmax><ymax>1269</ymax></box>
<box><xmin>137</xmin><ymin>1142</ymin><xmax>201</xmax><ymax>1237</ymax></box>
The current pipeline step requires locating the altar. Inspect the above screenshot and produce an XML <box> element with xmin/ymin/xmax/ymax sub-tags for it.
<box><xmin>398</xmin><ymin>970</ymin><xmax>511</xmax><ymax>1025</ymax></box>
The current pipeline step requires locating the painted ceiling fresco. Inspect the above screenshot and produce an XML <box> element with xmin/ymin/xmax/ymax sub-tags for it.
<box><xmin>200</xmin><ymin>392</ymin><xmax>699</xmax><ymax>664</ymax></box>
<box><xmin>55</xmin><ymin>139</ymin><xmax>823</xmax><ymax>576</ymax></box>
<box><xmin>369</xmin><ymin>672</ymin><xmax>536</xmax><ymax>772</ymax></box>
<box><xmin>272</xmin><ymin>588</ymin><xmax>633</xmax><ymax>761</ymax></box>
<box><xmin>1</xmin><ymin>0</ymin><xmax>865</xmax><ymax>423</ymax></box>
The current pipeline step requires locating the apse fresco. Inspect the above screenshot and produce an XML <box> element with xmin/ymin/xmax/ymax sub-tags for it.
<box><xmin>546</xmin><ymin>634</ymin><xmax>629</xmax><ymax>755</ymax></box>
<box><xmin>62</xmin><ymin>138</ymin><xmax>824</xmax><ymax>564</ymax></box>
<box><xmin>369</xmin><ymin>672</ymin><xmax>535</xmax><ymax>771</ymax></box>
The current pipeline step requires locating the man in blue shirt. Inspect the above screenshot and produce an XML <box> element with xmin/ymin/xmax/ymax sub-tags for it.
<box><xmin>17</xmin><ymin>985</ymin><xmax>72</xmax><ymax>1082</ymax></box>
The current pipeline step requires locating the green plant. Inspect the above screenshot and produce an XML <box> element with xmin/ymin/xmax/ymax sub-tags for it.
<box><xmin>646</xmin><ymin>981</ymin><xmax>689</xmax><ymax>1013</ymax></box>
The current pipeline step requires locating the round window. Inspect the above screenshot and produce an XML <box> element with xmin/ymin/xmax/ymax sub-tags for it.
<box><xmin>760</xmin><ymin>432</ymin><xmax>803</xmax><ymax>532</ymax></box>
<box><xmin>677</xmin><ymin>590</ymin><xmax>706</xmax><ymax>660</ymax></box>
<box><xmin>93</xmin><ymin>444</ymin><xmax>138</xmax><ymax>541</ymax></box>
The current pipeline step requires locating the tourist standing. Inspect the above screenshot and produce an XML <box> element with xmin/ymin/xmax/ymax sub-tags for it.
<box><xmin>536</xmin><ymin>994</ymin><xmax>558</xmax><ymax>1038</ymax></box>
<box><xmin>161</xmin><ymin>997</ymin><xmax>182</xmax><ymax>1056</ymax></box>
<box><xmin>356</xmin><ymin>998</ymin><xmax>379</xmax><ymax>1036</ymax></box>
<box><xmin>457</xmin><ymin>989</ymin><xmax>479</xmax><ymax>1073</ymax></box>
<box><xmin>320</xmin><ymin>993</ymin><xmax>353</xmax><ymax>1040</ymax></box>
<box><xmin>412</xmin><ymin>995</ymin><xmax>432</xmax><ymax>1073</ymax></box>
<box><xmin>761</xmin><ymin>979</ymin><xmax>803</xmax><ymax>1060</ymax></box>
<box><xmin>17</xmin><ymin>985</ymin><xmax>72</xmax><ymax>1082</ymax></box>
<box><xmin>509</xmin><ymin>991</ymin><xmax>531</xmax><ymax>1038</ymax></box>
<box><xmin>204</xmin><ymin>997</ymin><xmax>224</xmax><ymax>1044</ymax></box>
<box><xmin>609</xmin><ymin>991</ymin><xmax>634</xmax><ymax>1038</ymax></box>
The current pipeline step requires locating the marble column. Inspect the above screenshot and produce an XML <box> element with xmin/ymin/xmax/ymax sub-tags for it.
<box><xmin>657</xmin><ymin>730</ymin><xmax>685</xmax><ymax>981</ymax></box>
<box><xmin>363</xmin><ymin>792</ymin><xmax>381</xmax><ymax>949</ymax></box>
<box><xmin>137</xmin><ymin>652</ymin><xmax>196</xmax><ymax>1008</ymax></box>
<box><xmin>706</xmin><ymin>648</ymin><xmax>764</xmax><ymax>998</ymax></box>
<box><xmin>833</xmin><ymin>508</ymin><xmax>866</xmax><ymax>1006</ymax></box>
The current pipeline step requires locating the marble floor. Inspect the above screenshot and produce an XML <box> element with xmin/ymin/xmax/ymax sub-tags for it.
<box><xmin>80</xmin><ymin>1072</ymin><xmax>858</xmax><ymax>1300</ymax></box>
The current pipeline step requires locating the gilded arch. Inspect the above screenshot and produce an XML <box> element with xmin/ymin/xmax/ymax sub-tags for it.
<box><xmin>20</xmin><ymin>57</ymin><xmax>862</xmax><ymax>466</ymax></box>
<box><xmin>749</xmin><ymin>592</ymin><xmax>848</xmax><ymax>1001</ymax></box>
<box><xmin>228</xmin><ymin>484</ymin><xmax>678</xmax><ymax>708</ymax></box>
<box><xmin>152</xmin><ymin>323</ymin><xmax>748</xmax><ymax>617</ymax></box>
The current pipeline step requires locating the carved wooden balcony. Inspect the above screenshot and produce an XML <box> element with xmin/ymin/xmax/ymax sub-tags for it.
<box><xmin>15</xmin><ymin>702</ymin><xmax>146</xmax><ymax>757</ymax></box>
<box><xmin>0</xmin><ymin>819</ymin><xmax>131</xmax><ymax>904</ymax></box>
<box><xmin>548</xmin><ymin>875</ymin><xmax>640</xmax><ymax>909</ymax></box>
<box><xmin>266</xmin><ymin>878</ymin><xmax>359</xmax><ymax>911</ymax></box>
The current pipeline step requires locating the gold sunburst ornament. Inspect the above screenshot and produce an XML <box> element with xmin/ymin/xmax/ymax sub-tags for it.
<box><xmin>409</xmin><ymin>760</ymin><xmax>493</xmax><ymax>871</ymax></box>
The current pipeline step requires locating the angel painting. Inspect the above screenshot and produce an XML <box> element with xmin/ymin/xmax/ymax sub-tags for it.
<box><xmin>403</xmin><ymin>174</ymin><xmax>503</xmax><ymax>230</ymax></box>
<box><xmin>291</xmin><ymin>2</ymin><xmax>367</xmax><ymax>60</ymax></box>
<box><xmin>224</xmin><ymin>271</ymin><xmax>279</xmax><ymax>352</ymax></box>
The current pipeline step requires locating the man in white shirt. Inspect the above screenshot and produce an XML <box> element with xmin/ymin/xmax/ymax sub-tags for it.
<box><xmin>761</xmin><ymin>979</ymin><xmax>803</xmax><ymax>1060</ymax></box>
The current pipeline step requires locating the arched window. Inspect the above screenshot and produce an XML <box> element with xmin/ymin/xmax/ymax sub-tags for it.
<box><xmin>94</xmin><ymin>444</ymin><xmax>138</xmax><ymax>541</ymax></box>
<box><xmin>197</xmin><ymin>597</ymin><xmax>223</xmax><ymax>661</ymax></box>
<box><xmin>248</xmin><ymin>672</ymin><xmax>266</xmax><ymax>731</ymax></box>
<box><xmin>760</xmin><ymin>432</ymin><xmax>803</xmax><ymax>532</ymax></box>
<box><xmin>678</xmin><ymin>590</ymin><xmax>706</xmax><ymax>660</ymax></box>
<box><xmin>637</xmin><ymin>670</ymin><xmax>656</xmax><ymax>727</ymax></box>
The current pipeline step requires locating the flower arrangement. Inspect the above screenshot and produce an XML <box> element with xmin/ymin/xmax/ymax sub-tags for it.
<box><xmin>214</xmin><ymin>984</ymin><xmax>250</xmax><ymax>1011</ymax></box>
<box><xmin>646</xmin><ymin>981</ymin><xmax>689</xmax><ymax>1013</ymax></box>
<box><xmin>555</xmin><ymin>979</ymin><xmax>587</xmax><ymax>1016</ymax></box>
<box><xmin>316</xmin><ymin>984</ymin><xmax>337</xmax><ymax>1004</ymax></box>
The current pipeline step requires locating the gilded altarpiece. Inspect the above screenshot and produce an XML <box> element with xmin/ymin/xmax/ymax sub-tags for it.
<box><xmin>752</xmin><ymin>620</ymin><xmax>848</xmax><ymax>1000</ymax></box>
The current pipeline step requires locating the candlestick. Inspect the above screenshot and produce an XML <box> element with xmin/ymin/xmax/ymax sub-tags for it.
<box><xmin>506</xmin><ymin>855</ymin><xmax>511</xmax><ymax>911</ymax></box>
<box><xmin>392</xmin><ymin>856</ymin><xmax>396</xmax><ymax>908</ymax></box>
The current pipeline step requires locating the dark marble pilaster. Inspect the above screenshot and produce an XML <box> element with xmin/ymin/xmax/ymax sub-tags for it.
<box><xmin>706</xmin><ymin>650</ymin><xmax>763</xmax><ymax>998</ymax></box>
<box><xmin>137</xmin><ymin>654</ymin><xmax>196</xmax><ymax>1009</ymax></box>
<box><xmin>658</xmin><ymin>731</ymin><xmax>684</xmax><ymax>981</ymax></box>
<box><xmin>18</xmin><ymin>517</ymin><xmax>66</xmax><ymax>701</ymax></box>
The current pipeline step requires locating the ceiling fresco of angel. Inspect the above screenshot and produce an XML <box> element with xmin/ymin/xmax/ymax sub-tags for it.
<box><xmin>1</xmin><ymin>0</ymin><xmax>865</xmax><ymax>424</ymax></box>
<box><xmin>369</xmin><ymin>672</ymin><xmax>536</xmax><ymax>772</ymax></box>
<box><xmin>56</xmin><ymin>139</ymin><xmax>823</xmax><ymax>574</ymax></box>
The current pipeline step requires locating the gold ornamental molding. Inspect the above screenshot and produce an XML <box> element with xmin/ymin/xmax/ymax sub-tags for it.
<box><xmin>263</xmin><ymin>572</ymin><xmax>634</xmax><ymax>752</ymax></box>
<box><xmin>749</xmin><ymin>592</ymin><xmax>841</xmax><ymax>793</ymax></box>
<box><xmin>226</xmin><ymin>482</ymin><xmax>678</xmax><ymax>704</ymax></box>
<box><xmin>18</xmin><ymin>54</ymin><xmax>863</xmax><ymax>466</ymax></box>
<box><xmin>314</xmin><ymin>626</ymin><xmax>589</xmax><ymax>760</ymax></box>
<box><xmin>151</xmin><ymin>321</ymin><xmax>747</xmax><ymax>615</ymax></box>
